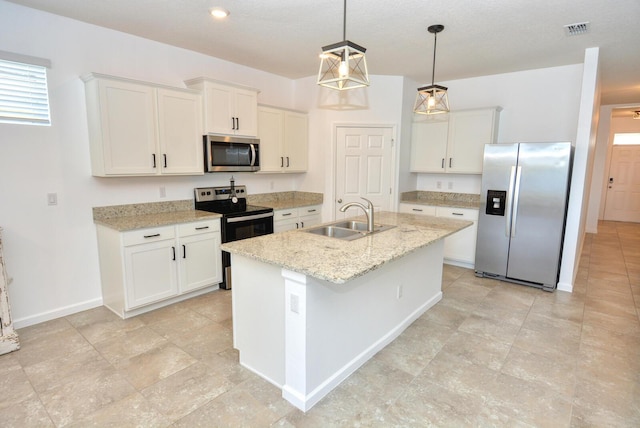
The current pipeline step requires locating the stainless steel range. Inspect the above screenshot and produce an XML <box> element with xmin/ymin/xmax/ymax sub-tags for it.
<box><xmin>194</xmin><ymin>183</ymin><xmax>273</xmax><ymax>289</ymax></box>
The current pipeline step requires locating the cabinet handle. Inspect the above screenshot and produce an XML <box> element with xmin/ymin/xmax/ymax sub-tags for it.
<box><xmin>231</xmin><ymin>117</ymin><xmax>235</xmax><ymax>130</ymax></box>
<box><xmin>282</xmin><ymin>212</ymin><xmax>293</xmax><ymax>217</ymax></box>
<box><xmin>182</xmin><ymin>244</ymin><xmax>186</xmax><ymax>259</ymax></box>
<box><xmin>163</xmin><ymin>154</ymin><xmax>167</xmax><ymax>168</ymax></box>
<box><xmin>144</xmin><ymin>233</ymin><xmax>160</xmax><ymax>238</ymax></box>
<box><xmin>412</xmin><ymin>208</ymin><xmax>423</xmax><ymax>212</ymax></box>
<box><xmin>296</xmin><ymin>222</ymin><xmax>299</xmax><ymax>229</ymax></box>
<box><xmin>195</xmin><ymin>226</ymin><xmax>209</xmax><ymax>230</ymax></box>
<box><xmin>449</xmin><ymin>158</ymin><xmax>453</xmax><ymax>168</ymax></box>
<box><xmin>236</xmin><ymin>117</ymin><xmax>240</xmax><ymax>129</ymax></box>
<box><xmin>281</xmin><ymin>157</ymin><xmax>284</xmax><ymax>167</ymax></box>
<box><xmin>307</xmin><ymin>209</ymin><xmax>316</xmax><ymax>213</ymax></box>
<box><xmin>152</xmin><ymin>154</ymin><xmax>156</xmax><ymax>168</ymax></box>
<box><xmin>441</xmin><ymin>158</ymin><xmax>444</xmax><ymax>169</ymax></box>
<box><xmin>286</xmin><ymin>157</ymin><xmax>290</xmax><ymax>167</ymax></box>
<box><xmin>172</xmin><ymin>246</ymin><xmax>176</xmax><ymax>261</ymax></box>
<box><xmin>452</xmin><ymin>212</ymin><xmax>464</xmax><ymax>216</ymax></box>
<box><xmin>301</xmin><ymin>221</ymin><xmax>304</xmax><ymax>228</ymax></box>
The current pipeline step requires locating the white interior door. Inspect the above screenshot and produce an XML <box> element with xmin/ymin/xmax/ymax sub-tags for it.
<box><xmin>604</xmin><ymin>144</ymin><xmax>640</xmax><ymax>222</ymax></box>
<box><xmin>335</xmin><ymin>126</ymin><xmax>394</xmax><ymax>220</ymax></box>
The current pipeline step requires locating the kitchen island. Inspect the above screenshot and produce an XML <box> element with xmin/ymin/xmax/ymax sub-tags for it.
<box><xmin>221</xmin><ymin>211</ymin><xmax>471</xmax><ymax>411</ymax></box>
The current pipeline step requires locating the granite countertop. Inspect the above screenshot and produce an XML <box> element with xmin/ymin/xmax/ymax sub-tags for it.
<box><xmin>93</xmin><ymin>199</ymin><xmax>221</xmax><ymax>232</ymax></box>
<box><xmin>221</xmin><ymin>211</ymin><xmax>471</xmax><ymax>284</ymax></box>
<box><xmin>401</xmin><ymin>191</ymin><xmax>480</xmax><ymax>209</ymax></box>
<box><xmin>247</xmin><ymin>191</ymin><xmax>323</xmax><ymax>210</ymax></box>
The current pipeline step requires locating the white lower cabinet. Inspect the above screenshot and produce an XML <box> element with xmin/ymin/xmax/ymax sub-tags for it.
<box><xmin>273</xmin><ymin>205</ymin><xmax>322</xmax><ymax>233</ymax></box>
<box><xmin>97</xmin><ymin>219</ymin><xmax>222</xmax><ymax>318</ymax></box>
<box><xmin>399</xmin><ymin>203</ymin><xmax>478</xmax><ymax>267</ymax></box>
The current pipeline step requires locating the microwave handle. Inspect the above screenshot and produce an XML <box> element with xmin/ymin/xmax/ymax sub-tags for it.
<box><xmin>250</xmin><ymin>144</ymin><xmax>256</xmax><ymax>166</ymax></box>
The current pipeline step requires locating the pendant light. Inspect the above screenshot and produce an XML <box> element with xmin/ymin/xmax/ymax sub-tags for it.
<box><xmin>317</xmin><ymin>0</ymin><xmax>369</xmax><ymax>90</ymax></box>
<box><xmin>414</xmin><ymin>24</ymin><xmax>450</xmax><ymax>115</ymax></box>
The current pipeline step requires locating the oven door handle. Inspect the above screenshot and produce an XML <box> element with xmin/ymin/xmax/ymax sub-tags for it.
<box><xmin>226</xmin><ymin>212</ymin><xmax>274</xmax><ymax>223</ymax></box>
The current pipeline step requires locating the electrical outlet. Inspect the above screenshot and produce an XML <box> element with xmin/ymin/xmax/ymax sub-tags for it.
<box><xmin>397</xmin><ymin>284</ymin><xmax>403</xmax><ymax>299</ymax></box>
<box><xmin>159</xmin><ymin>186</ymin><xmax>166</xmax><ymax>198</ymax></box>
<box><xmin>290</xmin><ymin>294</ymin><xmax>299</xmax><ymax>313</ymax></box>
<box><xmin>448</xmin><ymin>182</ymin><xmax>453</xmax><ymax>190</ymax></box>
<box><xmin>270</xmin><ymin>181</ymin><xmax>274</xmax><ymax>190</ymax></box>
<box><xmin>47</xmin><ymin>193</ymin><xmax>58</xmax><ymax>206</ymax></box>
<box><xmin>436</xmin><ymin>181</ymin><xmax>442</xmax><ymax>189</ymax></box>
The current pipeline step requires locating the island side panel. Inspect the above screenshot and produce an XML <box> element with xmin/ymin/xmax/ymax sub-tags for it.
<box><xmin>283</xmin><ymin>240</ymin><xmax>444</xmax><ymax>411</ymax></box>
<box><xmin>231</xmin><ymin>254</ymin><xmax>285</xmax><ymax>387</ymax></box>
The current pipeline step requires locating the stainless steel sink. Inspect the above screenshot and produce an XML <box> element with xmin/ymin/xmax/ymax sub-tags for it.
<box><xmin>303</xmin><ymin>221</ymin><xmax>395</xmax><ymax>240</ymax></box>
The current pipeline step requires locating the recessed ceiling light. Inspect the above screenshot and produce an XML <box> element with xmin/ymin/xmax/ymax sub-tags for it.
<box><xmin>210</xmin><ymin>7</ymin><xmax>230</xmax><ymax>19</ymax></box>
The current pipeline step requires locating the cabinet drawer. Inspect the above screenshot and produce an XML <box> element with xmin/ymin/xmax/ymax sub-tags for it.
<box><xmin>178</xmin><ymin>219</ymin><xmax>220</xmax><ymax>237</ymax></box>
<box><xmin>435</xmin><ymin>207</ymin><xmax>479</xmax><ymax>220</ymax></box>
<box><xmin>399</xmin><ymin>203</ymin><xmax>436</xmax><ymax>216</ymax></box>
<box><xmin>299</xmin><ymin>205</ymin><xmax>321</xmax><ymax>218</ymax></box>
<box><xmin>123</xmin><ymin>226</ymin><xmax>175</xmax><ymax>247</ymax></box>
<box><xmin>274</xmin><ymin>209</ymin><xmax>298</xmax><ymax>222</ymax></box>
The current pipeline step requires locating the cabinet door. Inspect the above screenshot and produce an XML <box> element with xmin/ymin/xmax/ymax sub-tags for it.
<box><xmin>410</xmin><ymin>121</ymin><xmax>448</xmax><ymax>172</ymax></box>
<box><xmin>257</xmin><ymin>107</ymin><xmax>285</xmax><ymax>172</ymax></box>
<box><xmin>446</xmin><ymin>109</ymin><xmax>497</xmax><ymax>174</ymax></box>
<box><xmin>234</xmin><ymin>88</ymin><xmax>258</xmax><ymax>137</ymax></box>
<box><xmin>436</xmin><ymin>207</ymin><xmax>479</xmax><ymax>264</ymax></box>
<box><xmin>274</xmin><ymin>208</ymin><xmax>299</xmax><ymax>232</ymax></box>
<box><xmin>98</xmin><ymin>79</ymin><xmax>157</xmax><ymax>175</ymax></box>
<box><xmin>157</xmin><ymin>88</ymin><xmax>203</xmax><ymax>175</ymax></box>
<box><xmin>298</xmin><ymin>205</ymin><xmax>322</xmax><ymax>229</ymax></box>
<box><xmin>124</xmin><ymin>240</ymin><xmax>178</xmax><ymax>309</ymax></box>
<box><xmin>179</xmin><ymin>232</ymin><xmax>222</xmax><ymax>293</ymax></box>
<box><xmin>399</xmin><ymin>203</ymin><xmax>436</xmax><ymax>216</ymax></box>
<box><xmin>204</xmin><ymin>83</ymin><xmax>235</xmax><ymax>134</ymax></box>
<box><xmin>284</xmin><ymin>111</ymin><xmax>308</xmax><ymax>172</ymax></box>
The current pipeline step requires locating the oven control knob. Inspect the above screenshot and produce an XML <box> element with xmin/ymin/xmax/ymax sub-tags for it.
<box><xmin>232</xmin><ymin>196</ymin><xmax>238</xmax><ymax>203</ymax></box>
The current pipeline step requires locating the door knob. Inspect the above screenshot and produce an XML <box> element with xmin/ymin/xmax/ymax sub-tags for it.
<box><xmin>337</xmin><ymin>199</ymin><xmax>343</xmax><ymax>203</ymax></box>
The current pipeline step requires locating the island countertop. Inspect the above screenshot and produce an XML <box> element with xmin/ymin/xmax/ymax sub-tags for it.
<box><xmin>221</xmin><ymin>211</ymin><xmax>472</xmax><ymax>284</ymax></box>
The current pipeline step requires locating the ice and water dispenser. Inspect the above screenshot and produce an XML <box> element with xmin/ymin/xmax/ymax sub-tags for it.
<box><xmin>485</xmin><ymin>190</ymin><xmax>506</xmax><ymax>216</ymax></box>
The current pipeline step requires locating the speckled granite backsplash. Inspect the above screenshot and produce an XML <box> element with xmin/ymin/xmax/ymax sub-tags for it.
<box><xmin>93</xmin><ymin>200</ymin><xmax>193</xmax><ymax>220</ymax></box>
<box><xmin>401</xmin><ymin>191</ymin><xmax>480</xmax><ymax>208</ymax></box>
<box><xmin>247</xmin><ymin>191</ymin><xmax>323</xmax><ymax>208</ymax></box>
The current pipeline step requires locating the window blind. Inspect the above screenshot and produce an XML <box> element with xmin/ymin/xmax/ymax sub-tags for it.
<box><xmin>0</xmin><ymin>56</ymin><xmax>51</xmax><ymax>126</ymax></box>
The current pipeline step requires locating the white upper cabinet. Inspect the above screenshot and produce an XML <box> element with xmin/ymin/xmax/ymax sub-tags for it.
<box><xmin>257</xmin><ymin>106</ymin><xmax>308</xmax><ymax>173</ymax></box>
<box><xmin>185</xmin><ymin>78</ymin><xmax>259</xmax><ymax>137</ymax></box>
<box><xmin>411</xmin><ymin>107</ymin><xmax>501</xmax><ymax>174</ymax></box>
<box><xmin>82</xmin><ymin>73</ymin><xmax>203</xmax><ymax>177</ymax></box>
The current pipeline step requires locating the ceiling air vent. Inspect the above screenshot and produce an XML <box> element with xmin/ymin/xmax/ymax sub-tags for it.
<box><xmin>564</xmin><ymin>22</ymin><xmax>590</xmax><ymax>36</ymax></box>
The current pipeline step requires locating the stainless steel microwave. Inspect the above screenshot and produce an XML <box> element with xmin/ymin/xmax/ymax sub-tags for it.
<box><xmin>204</xmin><ymin>134</ymin><xmax>260</xmax><ymax>172</ymax></box>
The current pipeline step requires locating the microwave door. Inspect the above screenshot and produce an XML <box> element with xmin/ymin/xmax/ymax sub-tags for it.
<box><xmin>235</xmin><ymin>144</ymin><xmax>251</xmax><ymax>166</ymax></box>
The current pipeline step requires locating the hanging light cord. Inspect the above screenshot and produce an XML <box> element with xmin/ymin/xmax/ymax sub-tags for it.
<box><xmin>343</xmin><ymin>0</ymin><xmax>347</xmax><ymax>40</ymax></box>
<box><xmin>431</xmin><ymin>30</ymin><xmax>438</xmax><ymax>86</ymax></box>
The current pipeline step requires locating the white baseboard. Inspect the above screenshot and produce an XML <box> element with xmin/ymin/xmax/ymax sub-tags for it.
<box><xmin>556</xmin><ymin>282</ymin><xmax>573</xmax><ymax>293</ymax></box>
<box><xmin>13</xmin><ymin>297</ymin><xmax>104</xmax><ymax>329</ymax></box>
<box><xmin>283</xmin><ymin>291</ymin><xmax>443</xmax><ymax>412</ymax></box>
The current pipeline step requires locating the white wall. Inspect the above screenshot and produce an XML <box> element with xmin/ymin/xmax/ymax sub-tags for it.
<box><xmin>558</xmin><ymin>48</ymin><xmax>601</xmax><ymax>292</ymax></box>
<box><xmin>293</xmin><ymin>75</ymin><xmax>407</xmax><ymax>220</ymax></box>
<box><xmin>415</xmin><ymin>64</ymin><xmax>584</xmax><ymax>194</ymax></box>
<box><xmin>0</xmin><ymin>1</ymin><xmax>301</xmax><ymax>327</ymax></box>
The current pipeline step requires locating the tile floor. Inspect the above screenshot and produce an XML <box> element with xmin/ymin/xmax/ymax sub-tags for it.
<box><xmin>1</xmin><ymin>220</ymin><xmax>639</xmax><ymax>427</ymax></box>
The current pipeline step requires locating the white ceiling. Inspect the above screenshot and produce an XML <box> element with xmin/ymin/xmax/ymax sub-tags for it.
<box><xmin>7</xmin><ymin>0</ymin><xmax>640</xmax><ymax>107</ymax></box>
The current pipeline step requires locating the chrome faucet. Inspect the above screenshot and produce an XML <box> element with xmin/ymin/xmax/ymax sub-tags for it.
<box><xmin>340</xmin><ymin>197</ymin><xmax>375</xmax><ymax>233</ymax></box>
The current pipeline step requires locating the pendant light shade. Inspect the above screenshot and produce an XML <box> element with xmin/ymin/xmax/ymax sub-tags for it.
<box><xmin>317</xmin><ymin>0</ymin><xmax>369</xmax><ymax>90</ymax></box>
<box><xmin>414</xmin><ymin>24</ymin><xmax>449</xmax><ymax>115</ymax></box>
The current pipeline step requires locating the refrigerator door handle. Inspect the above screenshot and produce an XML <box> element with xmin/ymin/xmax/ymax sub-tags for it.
<box><xmin>511</xmin><ymin>166</ymin><xmax>523</xmax><ymax>237</ymax></box>
<box><xmin>505</xmin><ymin>166</ymin><xmax>517</xmax><ymax>237</ymax></box>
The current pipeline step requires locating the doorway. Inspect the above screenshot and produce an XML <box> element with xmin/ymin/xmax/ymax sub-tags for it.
<box><xmin>604</xmin><ymin>136</ymin><xmax>640</xmax><ymax>222</ymax></box>
<box><xmin>334</xmin><ymin>126</ymin><xmax>396</xmax><ymax>220</ymax></box>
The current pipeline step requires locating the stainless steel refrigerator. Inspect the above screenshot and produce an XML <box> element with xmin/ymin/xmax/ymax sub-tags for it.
<box><xmin>475</xmin><ymin>142</ymin><xmax>572</xmax><ymax>291</ymax></box>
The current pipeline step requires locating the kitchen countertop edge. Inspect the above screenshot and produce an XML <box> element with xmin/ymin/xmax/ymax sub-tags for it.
<box><xmin>222</xmin><ymin>211</ymin><xmax>472</xmax><ymax>284</ymax></box>
<box><xmin>94</xmin><ymin>210</ymin><xmax>222</xmax><ymax>232</ymax></box>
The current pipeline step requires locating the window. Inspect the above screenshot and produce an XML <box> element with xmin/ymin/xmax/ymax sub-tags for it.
<box><xmin>0</xmin><ymin>51</ymin><xmax>51</xmax><ymax>126</ymax></box>
<box><xmin>613</xmin><ymin>133</ymin><xmax>640</xmax><ymax>146</ymax></box>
